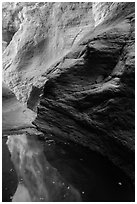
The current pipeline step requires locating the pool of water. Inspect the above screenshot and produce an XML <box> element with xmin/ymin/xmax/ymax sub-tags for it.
<box><xmin>2</xmin><ymin>134</ymin><xmax>134</xmax><ymax>202</ymax></box>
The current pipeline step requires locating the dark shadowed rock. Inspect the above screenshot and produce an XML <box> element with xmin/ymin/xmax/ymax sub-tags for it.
<box><xmin>33</xmin><ymin>2</ymin><xmax>135</xmax><ymax>181</ymax></box>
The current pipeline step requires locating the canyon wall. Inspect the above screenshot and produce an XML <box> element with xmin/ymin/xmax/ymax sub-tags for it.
<box><xmin>3</xmin><ymin>2</ymin><xmax>95</xmax><ymax>103</ymax></box>
<box><xmin>3</xmin><ymin>1</ymin><xmax>135</xmax><ymax>193</ymax></box>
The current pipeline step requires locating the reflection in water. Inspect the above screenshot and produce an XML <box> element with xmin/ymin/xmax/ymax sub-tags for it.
<box><xmin>4</xmin><ymin>132</ymin><xmax>134</xmax><ymax>202</ymax></box>
<box><xmin>2</xmin><ymin>137</ymin><xmax>18</xmax><ymax>202</ymax></box>
<box><xmin>7</xmin><ymin>133</ymin><xmax>81</xmax><ymax>202</ymax></box>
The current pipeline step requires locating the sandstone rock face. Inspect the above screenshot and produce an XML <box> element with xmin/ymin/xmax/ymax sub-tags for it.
<box><xmin>2</xmin><ymin>2</ymin><xmax>35</xmax><ymax>44</ymax></box>
<box><xmin>3</xmin><ymin>2</ymin><xmax>94</xmax><ymax>103</ymax></box>
<box><xmin>3</xmin><ymin>1</ymin><xmax>135</xmax><ymax>192</ymax></box>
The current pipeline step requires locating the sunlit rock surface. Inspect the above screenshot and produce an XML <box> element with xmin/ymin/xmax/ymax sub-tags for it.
<box><xmin>2</xmin><ymin>2</ymin><xmax>135</xmax><ymax>202</ymax></box>
<box><xmin>3</xmin><ymin>2</ymin><xmax>95</xmax><ymax>103</ymax></box>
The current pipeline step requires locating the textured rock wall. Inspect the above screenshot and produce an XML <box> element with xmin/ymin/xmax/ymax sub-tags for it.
<box><xmin>34</xmin><ymin>2</ymin><xmax>134</xmax><ymax>180</ymax></box>
<box><xmin>3</xmin><ymin>2</ymin><xmax>94</xmax><ymax>104</ymax></box>
<box><xmin>3</xmin><ymin>2</ymin><xmax>135</xmax><ymax>183</ymax></box>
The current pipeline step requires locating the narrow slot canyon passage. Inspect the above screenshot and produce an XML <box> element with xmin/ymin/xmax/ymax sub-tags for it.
<box><xmin>2</xmin><ymin>2</ymin><xmax>135</xmax><ymax>202</ymax></box>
